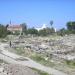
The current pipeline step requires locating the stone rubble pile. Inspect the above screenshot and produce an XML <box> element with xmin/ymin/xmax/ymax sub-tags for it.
<box><xmin>7</xmin><ymin>34</ymin><xmax>75</xmax><ymax>61</ymax></box>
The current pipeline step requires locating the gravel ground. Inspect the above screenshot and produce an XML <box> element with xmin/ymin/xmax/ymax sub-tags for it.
<box><xmin>0</xmin><ymin>64</ymin><xmax>39</xmax><ymax>75</ymax></box>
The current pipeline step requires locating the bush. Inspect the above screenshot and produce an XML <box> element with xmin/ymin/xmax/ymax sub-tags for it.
<box><xmin>66</xmin><ymin>60</ymin><xmax>71</xmax><ymax>65</ymax></box>
<box><xmin>27</xmin><ymin>28</ymin><xmax>38</xmax><ymax>35</ymax></box>
<box><xmin>0</xmin><ymin>24</ymin><xmax>8</xmax><ymax>38</ymax></box>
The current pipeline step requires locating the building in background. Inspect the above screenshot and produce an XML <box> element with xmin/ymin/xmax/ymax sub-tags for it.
<box><xmin>7</xmin><ymin>25</ymin><xmax>23</xmax><ymax>34</ymax></box>
<box><xmin>35</xmin><ymin>24</ymin><xmax>47</xmax><ymax>31</ymax></box>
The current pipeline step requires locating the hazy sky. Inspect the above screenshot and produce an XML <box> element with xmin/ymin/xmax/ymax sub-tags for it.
<box><xmin>0</xmin><ymin>0</ymin><xmax>75</xmax><ymax>29</ymax></box>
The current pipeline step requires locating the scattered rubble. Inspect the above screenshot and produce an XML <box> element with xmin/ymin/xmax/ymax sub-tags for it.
<box><xmin>3</xmin><ymin>34</ymin><xmax>75</xmax><ymax>75</ymax></box>
<box><xmin>0</xmin><ymin>63</ymin><xmax>39</xmax><ymax>75</ymax></box>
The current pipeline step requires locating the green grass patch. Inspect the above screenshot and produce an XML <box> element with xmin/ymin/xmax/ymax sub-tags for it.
<box><xmin>30</xmin><ymin>54</ymin><xmax>55</xmax><ymax>67</ymax></box>
<box><xmin>13</xmin><ymin>47</ymin><xmax>25</xmax><ymax>55</ymax></box>
<box><xmin>65</xmin><ymin>60</ymin><xmax>75</xmax><ymax>68</ymax></box>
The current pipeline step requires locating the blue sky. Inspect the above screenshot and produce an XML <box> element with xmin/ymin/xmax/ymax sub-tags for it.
<box><xmin>0</xmin><ymin>0</ymin><xmax>75</xmax><ymax>29</ymax></box>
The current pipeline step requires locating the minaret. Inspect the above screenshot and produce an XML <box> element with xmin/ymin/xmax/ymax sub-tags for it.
<box><xmin>10</xmin><ymin>20</ymin><xmax>11</xmax><ymax>25</ymax></box>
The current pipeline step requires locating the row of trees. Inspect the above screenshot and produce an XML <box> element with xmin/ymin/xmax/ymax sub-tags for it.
<box><xmin>57</xmin><ymin>21</ymin><xmax>75</xmax><ymax>36</ymax></box>
<box><xmin>20</xmin><ymin>21</ymin><xmax>55</xmax><ymax>36</ymax></box>
<box><xmin>0</xmin><ymin>22</ymin><xmax>55</xmax><ymax>38</ymax></box>
<box><xmin>23</xmin><ymin>27</ymin><xmax>55</xmax><ymax>36</ymax></box>
<box><xmin>0</xmin><ymin>20</ymin><xmax>54</xmax><ymax>37</ymax></box>
<box><xmin>19</xmin><ymin>23</ymin><xmax>55</xmax><ymax>36</ymax></box>
<box><xmin>21</xmin><ymin>21</ymin><xmax>75</xmax><ymax>36</ymax></box>
<box><xmin>0</xmin><ymin>21</ymin><xmax>75</xmax><ymax>38</ymax></box>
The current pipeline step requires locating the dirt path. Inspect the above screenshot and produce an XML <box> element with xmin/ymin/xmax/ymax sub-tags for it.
<box><xmin>0</xmin><ymin>43</ymin><xmax>68</xmax><ymax>75</ymax></box>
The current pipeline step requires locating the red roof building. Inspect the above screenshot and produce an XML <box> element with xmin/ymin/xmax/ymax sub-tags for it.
<box><xmin>7</xmin><ymin>25</ymin><xmax>23</xmax><ymax>33</ymax></box>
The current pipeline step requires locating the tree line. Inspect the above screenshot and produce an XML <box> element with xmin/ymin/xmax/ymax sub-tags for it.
<box><xmin>0</xmin><ymin>21</ymin><xmax>75</xmax><ymax>38</ymax></box>
<box><xmin>18</xmin><ymin>22</ymin><xmax>55</xmax><ymax>36</ymax></box>
<box><xmin>21</xmin><ymin>21</ymin><xmax>75</xmax><ymax>36</ymax></box>
<box><xmin>57</xmin><ymin>21</ymin><xmax>75</xmax><ymax>36</ymax></box>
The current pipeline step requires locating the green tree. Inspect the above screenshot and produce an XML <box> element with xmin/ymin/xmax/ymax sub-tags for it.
<box><xmin>67</xmin><ymin>21</ymin><xmax>75</xmax><ymax>30</ymax></box>
<box><xmin>5</xmin><ymin>24</ymin><xmax>9</xmax><ymax>29</ymax></box>
<box><xmin>20</xmin><ymin>23</ymin><xmax>27</xmax><ymax>34</ymax></box>
<box><xmin>57</xmin><ymin>28</ymin><xmax>66</xmax><ymax>36</ymax></box>
<box><xmin>39</xmin><ymin>29</ymin><xmax>47</xmax><ymax>36</ymax></box>
<box><xmin>27</xmin><ymin>28</ymin><xmax>38</xmax><ymax>35</ymax></box>
<box><xmin>0</xmin><ymin>24</ymin><xmax>7</xmax><ymax>38</ymax></box>
<box><xmin>39</xmin><ymin>27</ymin><xmax>55</xmax><ymax>36</ymax></box>
<box><xmin>66</xmin><ymin>21</ymin><xmax>75</xmax><ymax>34</ymax></box>
<box><xmin>50</xmin><ymin>20</ymin><xmax>53</xmax><ymax>28</ymax></box>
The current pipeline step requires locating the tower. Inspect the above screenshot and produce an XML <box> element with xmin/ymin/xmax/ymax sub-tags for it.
<box><xmin>10</xmin><ymin>20</ymin><xmax>11</xmax><ymax>25</ymax></box>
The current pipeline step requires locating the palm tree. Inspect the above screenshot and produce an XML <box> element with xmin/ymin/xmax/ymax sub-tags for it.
<box><xmin>50</xmin><ymin>20</ymin><xmax>53</xmax><ymax>28</ymax></box>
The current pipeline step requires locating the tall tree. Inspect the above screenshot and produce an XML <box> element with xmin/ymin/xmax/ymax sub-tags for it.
<box><xmin>0</xmin><ymin>24</ymin><xmax>7</xmax><ymax>37</ymax></box>
<box><xmin>20</xmin><ymin>23</ymin><xmax>27</xmax><ymax>34</ymax></box>
<box><xmin>67</xmin><ymin>21</ymin><xmax>75</xmax><ymax>30</ymax></box>
<box><xmin>50</xmin><ymin>20</ymin><xmax>53</xmax><ymax>28</ymax></box>
<box><xmin>6</xmin><ymin>24</ymin><xmax>9</xmax><ymax>29</ymax></box>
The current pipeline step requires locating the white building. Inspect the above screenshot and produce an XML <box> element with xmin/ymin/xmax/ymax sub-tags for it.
<box><xmin>35</xmin><ymin>24</ymin><xmax>57</xmax><ymax>32</ymax></box>
<box><xmin>35</xmin><ymin>24</ymin><xmax>47</xmax><ymax>31</ymax></box>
